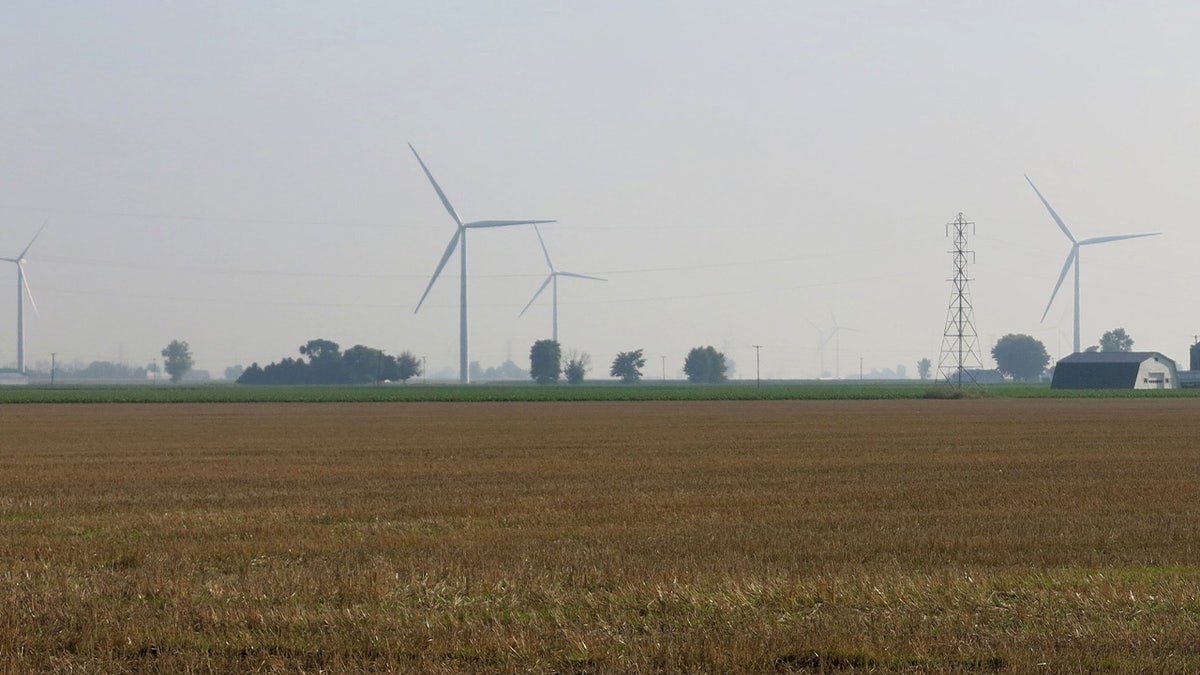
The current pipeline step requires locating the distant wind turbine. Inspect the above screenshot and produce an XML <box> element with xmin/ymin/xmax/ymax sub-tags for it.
<box><xmin>823</xmin><ymin>309</ymin><xmax>857</xmax><ymax>379</ymax></box>
<box><xmin>518</xmin><ymin>225</ymin><xmax>605</xmax><ymax>344</ymax></box>
<box><xmin>828</xmin><ymin>310</ymin><xmax>858</xmax><ymax>379</ymax></box>
<box><xmin>805</xmin><ymin>310</ymin><xmax>857</xmax><ymax>379</ymax></box>
<box><xmin>410</xmin><ymin>144</ymin><xmax>554</xmax><ymax>383</ymax></box>
<box><xmin>1025</xmin><ymin>175</ymin><xmax>1160</xmax><ymax>354</ymax></box>
<box><xmin>804</xmin><ymin>318</ymin><xmax>832</xmax><ymax>378</ymax></box>
<box><xmin>0</xmin><ymin>223</ymin><xmax>46</xmax><ymax>374</ymax></box>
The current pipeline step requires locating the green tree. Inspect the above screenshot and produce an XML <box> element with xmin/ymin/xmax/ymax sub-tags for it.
<box><xmin>991</xmin><ymin>334</ymin><xmax>1050</xmax><ymax>382</ymax></box>
<box><xmin>161</xmin><ymin>340</ymin><xmax>194</xmax><ymax>383</ymax></box>
<box><xmin>395</xmin><ymin>351</ymin><xmax>422</xmax><ymax>383</ymax></box>
<box><xmin>1099</xmin><ymin>328</ymin><xmax>1134</xmax><ymax>353</ymax></box>
<box><xmin>299</xmin><ymin>338</ymin><xmax>341</xmax><ymax>366</ymax></box>
<box><xmin>917</xmin><ymin>358</ymin><xmax>932</xmax><ymax>380</ymax></box>
<box><xmin>682</xmin><ymin>345</ymin><xmax>727</xmax><ymax>383</ymax></box>
<box><xmin>564</xmin><ymin>350</ymin><xmax>591</xmax><ymax>385</ymax></box>
<box><xmin>342</xmin><ymin>345</ymin><xmax>394</xmax><ymax>383</ymax></box>
<box><xmin>237</xmin><ymin>340</ymin><xmax>422</xmax><ymax>385</ymax></box>
<box><xmin>529</xmin><ymin>339</ymin><xmax>562</xmax><ymax>384</ymax></box>
<box><xmin>299</xmin><ymin>338</ymin><xmax>345</xmax><ymax>381</ymax></box>
<box><xmin>610</xmin><ymin>349</ymin><xmax>645</xmax><ymax>383</ymax></box>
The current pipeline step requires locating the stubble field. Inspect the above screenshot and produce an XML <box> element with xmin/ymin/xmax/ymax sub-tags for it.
<box><xmin>2</xmin><ymin>399</ymin><xmax>1200</xmax><ymax>673</ymax></box>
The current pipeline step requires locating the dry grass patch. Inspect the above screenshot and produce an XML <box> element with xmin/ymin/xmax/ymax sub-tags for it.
<box><xmin>1</xmin><ymin>400</ymin><xmax>1200</xmax><ymax>672</ymax></box>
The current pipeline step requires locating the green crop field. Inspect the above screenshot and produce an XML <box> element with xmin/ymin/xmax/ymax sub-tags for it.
<box><xmin>2</xmin><ymin>380</ymin><xmax>1199</xmax><ymax>404</ymax></box>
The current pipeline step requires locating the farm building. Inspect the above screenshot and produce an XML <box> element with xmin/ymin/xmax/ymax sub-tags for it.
<box><xmin>0</xmin><ymin>371</ymin><xmax>28</xmax><ymax>386</ymax></box>
<box><xmin>1050</xmin><ymin>352</ymin><xmax>1178</xmax><ymax>390</ymax></box>
<box><xmin>962</xmin><ymin>368</ymin><xmax>1005</xmax><ymax>384</ymax></box>
<box><xmin>1180</xmin><ymin>343</ymin><xmax>1200</xmax><ymax>388</ymax></box>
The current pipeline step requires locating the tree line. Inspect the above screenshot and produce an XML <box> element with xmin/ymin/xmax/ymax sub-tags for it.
<box><xmin>155</xmin><ymin>327</ymin><xmax>1137</xmax><ymax>387</ymax></box>
<box><xmin>237</xmin><ymin>339</ymin><xmax>421</xmax><ymax>385</ymax></box>
<box><xmin>529</xmin><ymin>341</ymin><xmax>728</xmax><ymax>384</ymax></box>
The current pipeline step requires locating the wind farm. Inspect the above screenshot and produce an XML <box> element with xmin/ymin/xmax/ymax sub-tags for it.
<box><xmin>6</xmin><ymin>5</ymin><xmax>1200</xmax><ymax>673</ymax></box>
<box><xmin>0</xmin><ymin>167</ymin><xmax>1176</xmax><ymax>384</ymax></box>
<box><xmin>2</xmin><ymin>2</ymin><xmax>1196</xmax><ymax>386</ymax></box>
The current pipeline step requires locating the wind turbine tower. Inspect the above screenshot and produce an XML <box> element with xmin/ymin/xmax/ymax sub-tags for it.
<box><xmin>1</xmin><ymin>223</ymin><xmax>45</xmax><ymax>374</ymax></box>
<box><xmin>410</xmin><ymin>144</ymin><xmax>555</xmax><ymax>383</ymax></box>
<box><xmin>519</xmin><ymin>225</ymin><xmax>605</xmax><ymax>344</ymax></box>
<box><xmin>1025</xmin><ymin>175</ymin><xmax>1160</xmax><ymax>354</ymax></box>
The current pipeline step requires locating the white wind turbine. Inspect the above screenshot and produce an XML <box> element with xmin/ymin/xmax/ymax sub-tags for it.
<box><xmin>518</xmin><ymin>225</ymin><xmax>605</xmax><ymax>344</ymax></box>
<box><xmin>804</xmin><ymin>318</ymin><xmax>832</xmax><ymax>378</ymax></box>
<box><xmin>805</xmin><ymin>310</ymin><xmax>856</xmax><ymax>379</ymax></box>
<box><xmin>828</xmin><ymin>311</ymin><xmax>857</xmax><ymax>379</ymax></box>
<box><xmin>1025</xmin><ymin>175</ymin><xmax>1160</xmax><ymax>354</ymax></box>
<box><xmin>1</xmin><ymin>223</ymin><xmax>45</xmax><ymax>374</ymax></box>
<box><xmin>410</xmin><ymin>144</ymin><xmax>555</xmax><ymax>383</ymax></box>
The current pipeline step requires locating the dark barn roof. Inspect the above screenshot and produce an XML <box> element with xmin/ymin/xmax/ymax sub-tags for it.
<box><xmin>1051</xmin><ymin>351</ymin><xmax>1175</xmax><ymax>389</ymax></box>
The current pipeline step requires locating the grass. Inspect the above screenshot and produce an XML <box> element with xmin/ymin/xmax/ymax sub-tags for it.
<box><xmin>4</xmin><ymin>380</ymin><xmax>1200</xmax><ymax>403</ymax></box>
<box><xmin>3</xmin><ymin>399</ymin><xmax>1200</xmax><ymax>672</ymax></box>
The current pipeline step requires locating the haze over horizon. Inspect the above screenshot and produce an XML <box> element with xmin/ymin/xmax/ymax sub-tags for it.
<box><xmin>2</xmin><ymin>3</ymin><xmax>1196</xmax><ymax>380</ymax></box>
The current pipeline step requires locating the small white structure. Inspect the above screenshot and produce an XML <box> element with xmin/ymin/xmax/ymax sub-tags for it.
<box><xmin>1051</xmin><ymin>352</ymin><xmax>1178</xmax><ymax>390</ymax></box>
<box><xmin>0</xmin><ymin>371</ymin><xmax>29</xmax><ymax>386</ymax></box>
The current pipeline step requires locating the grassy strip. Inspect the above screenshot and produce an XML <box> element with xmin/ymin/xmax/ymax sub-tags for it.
<box><xmin>2</xmin><ymin>381</ymin><xmax>1200</xmax><ymax>403</ymax></box>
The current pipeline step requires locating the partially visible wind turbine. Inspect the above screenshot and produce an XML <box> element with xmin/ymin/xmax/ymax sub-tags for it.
<box><xmin>804</xmin><ymin>318</ymin><xmax>832</xmax><ymax>378</ymax></box>
<box><xmin>1025</xmin><ymin>175</ymin><xmax>1160</xmax><ymax>354</ymax></box>
<box><xmin>805</xmin><ymin>310</ymin><xmax>857</xmax><ymax>379</ymax></box>
<box><xmin>0</xmin><ymin>223</ymin><xmax>45</xmax><ymax>374</ymax></box>
<box><xmin>828</xmin><ymin>311</ymin><xmax>858</xmax><ymax>380</ymax></box>
<box><xmin>410</xmin><ymin>144</ymin><xmax>554</xmax><ymax>383</ymax></box>
<box><xmin>518</xmin><ymin>225</ymin><xmax>605</xmax><ymax>344</ymax></box>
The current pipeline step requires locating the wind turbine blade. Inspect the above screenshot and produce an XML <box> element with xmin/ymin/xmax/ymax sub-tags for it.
<box><xmin>409</xmin><ymin>144</ymin><xmax>464</xmax><ymax>228</ymax></box>
<box><xmin>1025</xmin><ymin>175</ymin><xmax>1076</xmax><ymax>243</ymax></box>
<box><xmin>519</xmin><ymin>275</ymin><xmax>553</xmax><ymax>317</ymax></box>
<box><xmin>1041</xmin><ymin>246</ymin><xmax>1077</xmax><ymax>322</ymax></box>
<box><xmin>414</xmin><ymin>229</ymin><xmax>461</xmax><ymax>313</ymax></box>
<box><xmin>19</xmin><ymin>221</ymin><xmax>47</xmax><ymax>260</ymax></box>
<box><xmin>1079</xmin><ymin>232</ymin><xmax>1161</xmax><ymax>246</ymax></box>
<box><xmin>19</xmin><ymin>265</ymin><xmax>38</xmax><ymax>318</ymax></box>
<box><xmin>465</xmin><ymin>219</ymin><xmax>555</xmax><ymax>229</ymax></box>
<box><xmin>804</xmin><ymin>318</ymin><xmax>831</xmax><ymax>347</ymax></box>
<box><xmin>557</xmin><ymin>271</ymin><xmax>606</xmax><ymax>281</ymax></box>
<box><xmin>533</xmin><ymin>224</ymin><xmax>553</xmax><ymax>270</ymax></box>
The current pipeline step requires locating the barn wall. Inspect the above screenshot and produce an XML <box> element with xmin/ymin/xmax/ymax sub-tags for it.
<box><xmin>1051</xmin><ymin>363</ymin><xmax>1138</xmax><ymax>389</ymax></box>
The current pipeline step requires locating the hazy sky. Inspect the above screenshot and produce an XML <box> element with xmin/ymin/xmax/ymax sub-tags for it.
<box><xmin>2</xmin><ymin>2</ymin><xmax>1197</xmax><ymax>379</ymax></box>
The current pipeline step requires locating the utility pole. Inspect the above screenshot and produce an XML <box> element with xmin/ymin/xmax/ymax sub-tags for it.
<box><xmin>50</xmin><ymin>352</ymin><xmax>56</xmax><ymax>386</ymax></box>
<box><xmin>752</xmin><ymin>345</ymin><xmax>762</xmax><ymax>387</ymax></box>
<box><xmin>661</xmin><ymin>355</ymin><xmax>666</xmax><ymax>381</ymax></box>
<box><xmin>422</xmin><ymin>356</ymin><xmax>427</xmax><ymax>384</ymax></box>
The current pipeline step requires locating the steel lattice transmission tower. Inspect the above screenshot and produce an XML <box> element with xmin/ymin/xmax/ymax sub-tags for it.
<box><xmin>938</xmin><ymin>213</ymin><xmax>983</xmax><ymax>387</ymax></box>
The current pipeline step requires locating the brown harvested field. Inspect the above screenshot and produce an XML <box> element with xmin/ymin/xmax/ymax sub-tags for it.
<box><xmin>2</xmin><ymin>399</ymin><xmax>1200</xmax><ymax>673</ymax></box>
